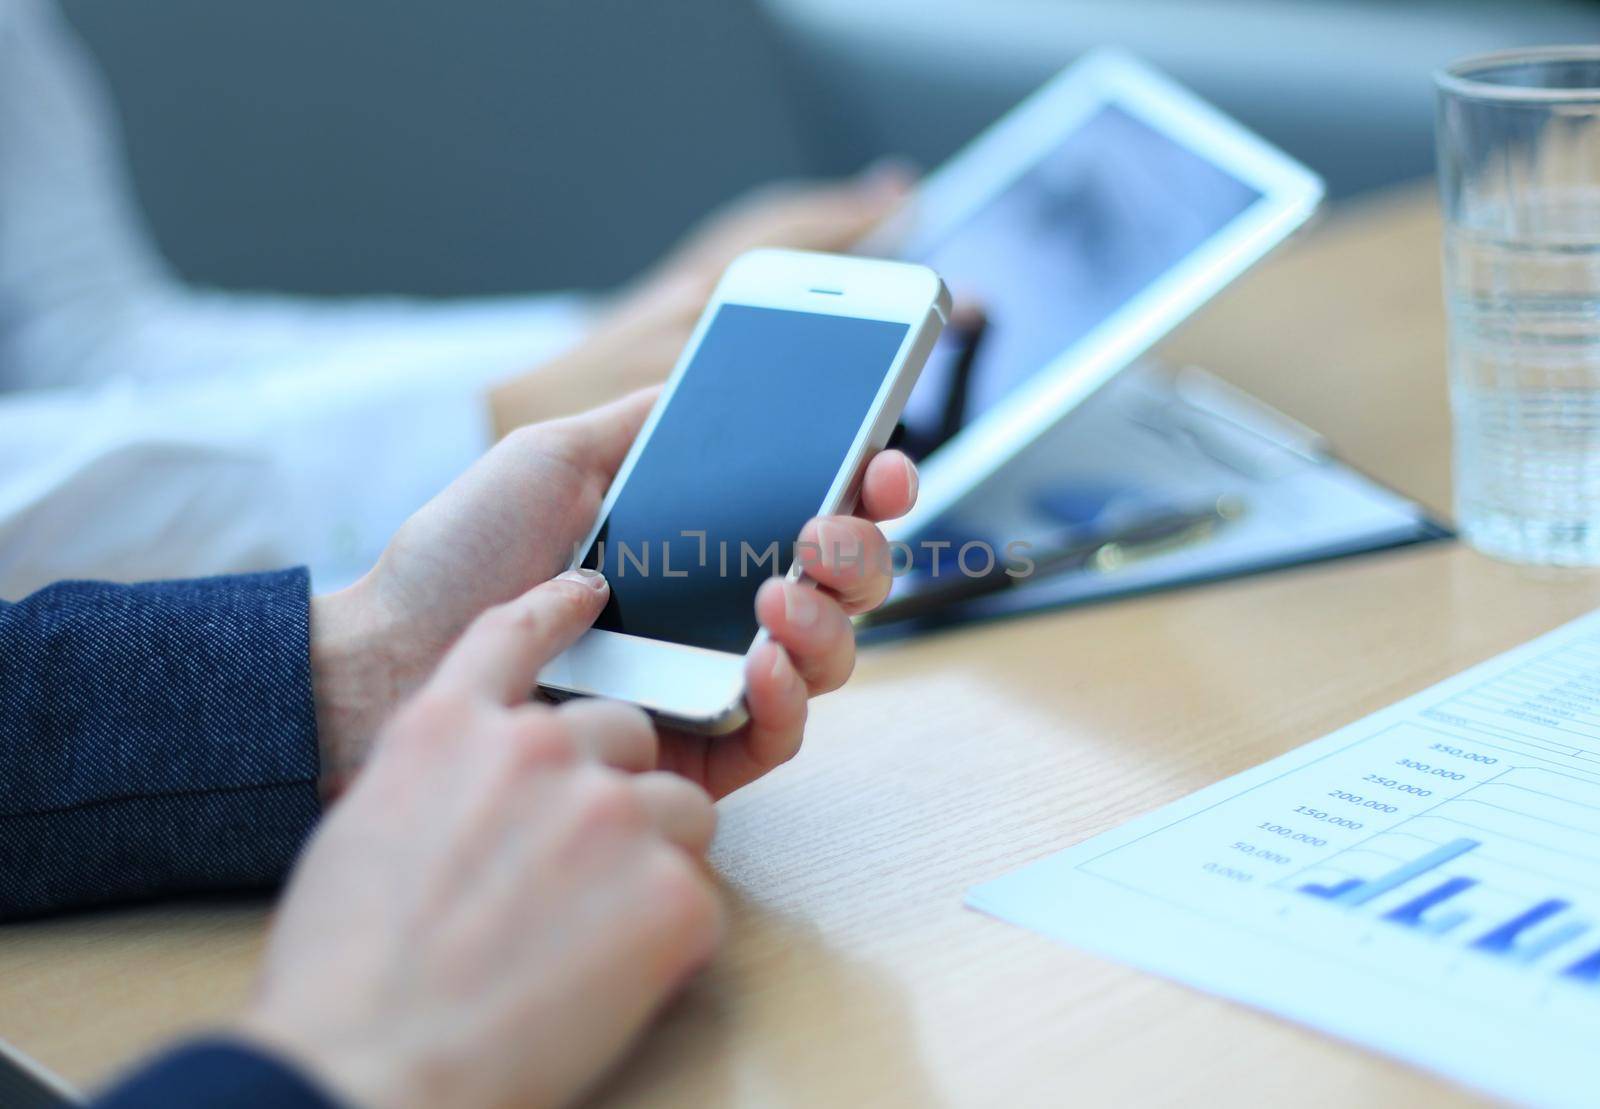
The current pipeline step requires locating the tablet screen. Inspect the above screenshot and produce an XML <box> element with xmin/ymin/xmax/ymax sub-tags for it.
<box><xmin>897</xmin><ymin>104</ymin><xmax>1263</xmax><ymax>457</ymax></box>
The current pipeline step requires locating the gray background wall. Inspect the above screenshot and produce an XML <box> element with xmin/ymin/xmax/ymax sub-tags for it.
<box><xmin>60</xmin><ymin>0</ymin><xmax>1600</xmax><ymax>298</ymax></box>
<box><xmin>60</xmin><ymin>0</ymin><xmax>817</xmax><ymax>295</ymax></box>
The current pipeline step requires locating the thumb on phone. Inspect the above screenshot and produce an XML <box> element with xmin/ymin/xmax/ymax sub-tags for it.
<box><xmin>431</xmin><ymin>569</ymin><xmax>611</xmax><ymax>705</ymax></box>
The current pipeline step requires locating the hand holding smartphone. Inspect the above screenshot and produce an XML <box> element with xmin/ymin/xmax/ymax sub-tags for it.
<box><xmin>539</xmin><ymin>249</ymin><xmax>949</xmax><ymax>732</ymax></box>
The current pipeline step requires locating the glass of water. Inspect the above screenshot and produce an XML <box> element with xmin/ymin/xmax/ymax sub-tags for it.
<box><xmin>1437</xmin><ymin>48</ymin><xmax>1600</xmax><ymax>565</ymax></box>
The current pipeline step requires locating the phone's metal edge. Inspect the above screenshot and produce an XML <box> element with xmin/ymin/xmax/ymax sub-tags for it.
<box><xmin>540</xmin><ymin>679</ymin><xmax>752</xmax><ymax>735</ymax></box>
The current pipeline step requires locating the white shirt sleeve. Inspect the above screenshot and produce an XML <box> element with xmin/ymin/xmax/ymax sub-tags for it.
<box><xmin>0</xmin><ymin>350</ymin><xmax>508</xmax><ymax>600</ymax></box>
<box><xmin>0</xmin><ymin>0</ymin><xmax>595</xmax><ymax>593</ymax></box>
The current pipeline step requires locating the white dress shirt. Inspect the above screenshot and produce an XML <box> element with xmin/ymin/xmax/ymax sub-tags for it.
<box><xmin>0</xmin><ymin>0</ymin><xmax>590</xmax><ymax>598</ymax></box>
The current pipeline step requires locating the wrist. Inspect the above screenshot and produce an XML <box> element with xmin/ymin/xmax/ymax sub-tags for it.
<box><xmin>309</xmin><ymin>580</ymin><xmax>405</xmax><ymax>800</ymax></box>
<box><xmin>233</xmin><ymin>1011</ymin><xmax>410</xmax><ymax>1109</ymax></box>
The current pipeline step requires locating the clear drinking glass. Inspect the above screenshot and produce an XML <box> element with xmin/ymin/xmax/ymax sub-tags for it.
<box><xmin>1437</xmin><ymin>48</ymin><xmax>1600</xmax><ymax>565</ymax></box>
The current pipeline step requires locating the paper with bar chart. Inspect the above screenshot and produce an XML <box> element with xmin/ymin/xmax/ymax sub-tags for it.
<box><xmin>969</xmin><ymin>609</ymin><xmax>1600</xmax><ymax>1106</ymax></box>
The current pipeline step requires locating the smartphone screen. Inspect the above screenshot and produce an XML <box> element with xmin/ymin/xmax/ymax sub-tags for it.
<box><xmin>581</xmin><ymin>303</ymin><xmax>909</xmax><ymax>654</ymax></box>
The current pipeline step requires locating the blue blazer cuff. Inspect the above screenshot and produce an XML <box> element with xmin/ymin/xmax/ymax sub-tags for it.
<box><xmin>91</xmin><ymin>1037</ymin><xmax>343</xmax><ymax>1109</ymax></box>
<box><xmin>0</xmin><ymin>570</ymin><xmax>323</xmax><ymax>918</ymax></box>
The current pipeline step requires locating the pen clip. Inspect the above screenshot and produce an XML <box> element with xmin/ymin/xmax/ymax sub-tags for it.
<box><xmin>1087</xmin><ymin>497</ymin><xmax>1241</xmax><ymax>573</ymax></box>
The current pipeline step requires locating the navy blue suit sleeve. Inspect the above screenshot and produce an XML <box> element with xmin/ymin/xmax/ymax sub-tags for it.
<box><xmin>92</xmin><ymin>1039</ymin><xmax>343</xmax><ymax>1109</ymax></box>
<box><xmin>0</xmin><ymin>571</ymin><xmax>324</xmax><ymax>919</ymax></box>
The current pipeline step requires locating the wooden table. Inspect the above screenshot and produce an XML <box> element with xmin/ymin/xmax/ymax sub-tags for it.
<box><xmin>6</xmin><ymin>183</ymin><xmax>1599</xmax><ymax>1106</ymax></box>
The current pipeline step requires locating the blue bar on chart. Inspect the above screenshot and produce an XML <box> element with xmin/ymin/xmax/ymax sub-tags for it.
<box><xmin>1300</xmin><ymin>838</ymin><xmax>1480</xmax><ymax>908</ymax></box>
<box><xmin>1563</xmin><ymin>946</ymin><xmax>1600</xmax><ymax>984</ymax></box>
<box><xmin>1471</xmin><ymin>900</ymin><xmax>1586</xmax><ymax>964</ymax></box>
<box><xmin>1383</xmin><ymin>877</ymin><xmax>1477</xmax><ymax>934</ymax></box>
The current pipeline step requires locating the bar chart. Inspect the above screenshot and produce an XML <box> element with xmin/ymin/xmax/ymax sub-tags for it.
<box><xmin>972</xmin><ymin>607</ymin><xmax>1600</xmax><ymax>1104</ymax></box>
<box><xmin>1299</xmin><ymin>836</ymin><xmax>1479</xmax><ymax>906</ymax></box>
<box><xmin>1290</xmin><ymin>765</ymin><xmax>1600</xmax><ymax>984</ymax></box>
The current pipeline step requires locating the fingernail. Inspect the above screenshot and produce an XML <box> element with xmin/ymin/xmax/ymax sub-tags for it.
<box><xmin>769</xmin><ymin>643</ymin><xmax>790</xmax><ymax>681</ymax></box>
<box><xmin>902</xmin><ymin>455</ymin><xmax>919</xmax><ymax>506</ymax></box>
<box><xmin>784</xmin><ymin>582</ymin><xmax>819</xmax><ymax>628</ymax></box>
<box><xmin>558</xmin><ymin>567</ymin><xmax>609</xmax><ymax>592</ymax></box>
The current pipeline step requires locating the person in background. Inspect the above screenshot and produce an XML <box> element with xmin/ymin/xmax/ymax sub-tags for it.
<box><xmin>1</xmin><ymin>387</ymin><xmax>921</xmax><ymax>1107</ymax></box>
<box><xmin>0</xmin><ymin>0</ymin><xmax>909</xmax><ymax>597</ymax></box>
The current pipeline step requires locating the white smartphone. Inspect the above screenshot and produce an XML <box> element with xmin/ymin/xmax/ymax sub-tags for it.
<box><xmin>538</xmin><ymin>249</ymin><xmax>949</xmax><ymax>733</ymax></box>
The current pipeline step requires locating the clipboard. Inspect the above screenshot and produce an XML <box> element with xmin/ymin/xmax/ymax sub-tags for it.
<box><xmin>863</xmin><ymin>362</ymin><xmax>1450</xmax><ymax>642</ymax></box>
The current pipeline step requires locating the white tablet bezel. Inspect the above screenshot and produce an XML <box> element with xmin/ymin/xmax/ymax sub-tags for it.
<box><xmin>878</xmin><ymin>48</ymin><xmax>1324</xmax><ymax>541</ymax></box>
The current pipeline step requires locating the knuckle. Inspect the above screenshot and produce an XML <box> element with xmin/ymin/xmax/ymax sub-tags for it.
<box><xmin>482</xmin><ymin>600</ymin><xmax>537</xmax><ymax>634</ymax></box>
<box><xmin>548</xmin><ymin>578</ymin><xmax>596</xmax><ymax>614</ymax></box>
<box><xmin>565</xmin><ymin>698</ymin><xmax>655</xmax><ymax>752</ymax></box>
<box><xmin>508</xmin><ymin>712</ymin><xmax>576</xmax><ymax>771</ymax></box>
<box><xmin>769</xmin><ymin>704</ymin><xmax>807</xmax><ymax>768</ymax></box>
<box><xmin>865</xmin><ymin>571</ymin><xmax>894</xmax><ymax>610</ymax></box>
<box><xmin>646</xmin><ymin>849</ymin><xmax>723</xmax><ymax>950</ymax></box>
<box><xmin>393</xmin><ymin>689</ymin><xmax>470</xmax><ymax>745</ymax></box>
<box><xmin>607</xmin><ymin>699</ymin><xmax>655</xmax><ymax>737</ymax></box>
<box><xmin>862</xmin><ymin>530</ymin><xmax>890</xmax><ymax>571</ymax></box>
<box><xmin>462</xmin><ymin>604</ymin><xmax>509</xmax><ymax>643</ymax></box>
<box><xmin>822</xmin><ymin>641</ymin><xmax>856</xmax><ymax>694</ymax></box>
<box><xmin>502</xmin><ymin>424</ymin><xmax>544</xmax><ymax>456</ymax></box>
<box><xmin>572</xmin><ymin>767</ymin><xmax>646</xmax><ymax>835</ymax></box>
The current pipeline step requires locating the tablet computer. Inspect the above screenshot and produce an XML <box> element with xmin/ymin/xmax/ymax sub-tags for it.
<box><xmin>869</xmin><ymin>49</ymin><xmax>1324</xmax><ymax>540</ymax></box>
